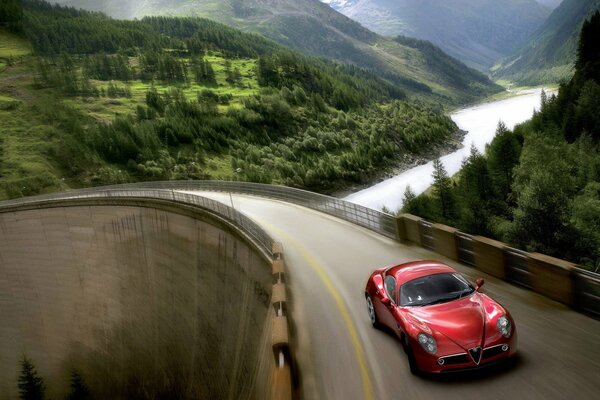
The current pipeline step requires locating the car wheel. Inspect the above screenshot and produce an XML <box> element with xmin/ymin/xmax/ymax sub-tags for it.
<box><xmin>365</xmin><ymin>295</ymin><xmax>380</xmax><ymax>328</ymax></box>
<box><xmin>403</xmin><ymin>335</ymin><xmax>421</xmax><ymax>376</ymax></box>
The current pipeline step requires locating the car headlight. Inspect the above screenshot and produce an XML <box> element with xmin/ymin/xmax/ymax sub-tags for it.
<box><xmin>497</xmin><ymin>315</ymin><xmax>512</xmax><ymax>338</ymax></box>
<box><xmin>417</xmin><ymin>333</ymin><xmax>437</xmax><ymax>354</ymax></box>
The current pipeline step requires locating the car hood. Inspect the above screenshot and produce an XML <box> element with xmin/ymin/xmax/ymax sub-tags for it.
<box><xmin>408</xmin><ymin>294</ymin><xmax>486</xmax><ymax>349</ymax></box>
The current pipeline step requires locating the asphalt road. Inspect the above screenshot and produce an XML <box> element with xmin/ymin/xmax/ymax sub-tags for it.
<box><xmin>187</xmin><ymin>191</ymin><xmax>600</xmax><ymax>400</ymax></box>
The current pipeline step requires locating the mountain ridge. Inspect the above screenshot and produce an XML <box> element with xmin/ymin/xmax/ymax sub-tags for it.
<box><xmin>318</xmin><ymin>0</ymin><xmax>551</xmax><ymax>71</ymax></box>
<box><xmin>49</xmin><ymin>0</ymin><xmax>501</xmax><ymax>104</ymax></box>
<box><xmin>492</xmin><ymin>0</ymin><xmax>600</xmax><ymax>85</ymax></box>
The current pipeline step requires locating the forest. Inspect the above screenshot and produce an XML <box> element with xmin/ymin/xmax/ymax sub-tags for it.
<box><xmin>0</xmin><ymin>0</ymin><xmax>459</xmax><ymax>199</ymax></box>
<box><xmin>403</xmin><ymin>11</ymin><xmax>600</xmax><ymax>271</ymax></box>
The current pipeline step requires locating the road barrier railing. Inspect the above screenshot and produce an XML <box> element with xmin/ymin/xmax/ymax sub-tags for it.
<box><xmin>103</xmin><ymin>180</ymin><xmax>400</xmax><ymax>240</ymax></box>
<box><xmin>0</xmin><ymin>188</ymin><xmax>275</xmax><ymax>259</ymax></box>
<box><xmin>398</xmin><ymin>213</ymin><xmax>600</xmax><ymax>319</ymax></box>
<box><xmin>573</xmin><ymin>269</ymin><xmax>600</xmax><ymax>317</ymax></box>
<box><xmin>456</xmin><ymin>232</ymin><xmax>475</xmax><ymax>267</ymax></box>
<box><xmin>418</xmin><ymin>220</ymin><xmax>435</xmax><ymax>250</ymax></box>
<box><xmin>505</xmin><ymin>247</ymin><xmax>533</xmax><ymax>290</ymax></box>
<box><xmin>270</xmin><ymin>243</ymin><xmax>294</xmax><ymax>400</ymax></box>
<box><xmin>2</xmin><ymin>180</ymin><xmax>599</xmax><ymax>318</ymax></box>
<box><xmin>0</xmin><ymin>181</ymin><xmax>399</xmax><ymax>243</ymax></box>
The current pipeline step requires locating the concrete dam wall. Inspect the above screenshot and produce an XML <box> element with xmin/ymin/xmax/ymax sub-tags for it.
<box><xmin>0</xmin><ymin>199</ymin><xmax>274</xmax><ymax>399</ymax></box>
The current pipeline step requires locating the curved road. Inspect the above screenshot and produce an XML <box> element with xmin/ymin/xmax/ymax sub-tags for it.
<box><xmin>186</xmin><ymin>191</ymin><xmax>600</xmax><ymax>400</ymax></box>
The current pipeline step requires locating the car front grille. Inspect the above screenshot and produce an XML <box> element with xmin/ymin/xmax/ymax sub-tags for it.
<box><xmin>482</xmin><ymin>344</ymin><xmax>509</xmax><ymax>360</ymax></box>
<box><xmin>438</xmin><ymin>344</ymin><xmax>509</xmax><ymax>366</ymax></box>
<box><xmin>438</xmin><ymin>353</ymin><xmax>470</xmax><ymax>366</ymax></box>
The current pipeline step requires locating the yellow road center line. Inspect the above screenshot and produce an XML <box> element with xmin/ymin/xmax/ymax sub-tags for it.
<box><xmin>256</xmin><ymin>218</ymin><xmax>375</xmax><ymax>400</ymax></box>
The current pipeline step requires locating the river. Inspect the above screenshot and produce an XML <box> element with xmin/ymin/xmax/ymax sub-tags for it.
<box><xmin>344</xmin><ymin>88</ymin><xmax>552</xmax><ymax>211</ymax></box>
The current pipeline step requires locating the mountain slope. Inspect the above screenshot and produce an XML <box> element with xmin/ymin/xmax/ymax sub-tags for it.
<box><xmin>320</xmin><ymin>0</ymin><xmax>551</xmax><ymax>71</ymax></box>
<box><xmin>492</xmin><ymin>0</ymin><xmax>600</xmax><ymax>85</ymax></box>
<box><xmin>49</xmin><ymin>0</ymin><xmax>501</xmax><ymax>104</ymax></box>
<box><xmin>0</xmin><ymin>1</ymin><xmax>465</xmax><ymax>198</ymax></box>
<box><xmin>535</xmin><ymin>0</ymin><xmax>562</xmax><ymax>9</ymax></box>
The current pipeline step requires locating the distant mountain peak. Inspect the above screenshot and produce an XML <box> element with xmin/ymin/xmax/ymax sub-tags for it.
<box><xmin>321</xmin><ymin>0</ymin><xmax>357</xmax><ymax>9</ymax></box>
<box><xmin>535</xmin><ymin>0</ymin><xmax>562</xmax><ymax>9</ymax></box>
<box><xmin>319</xmin><ymin>0</ymin><xmax>550</xmax><ymax>70</ymax></box>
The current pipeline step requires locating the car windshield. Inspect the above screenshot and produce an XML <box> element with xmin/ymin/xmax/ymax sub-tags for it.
<box><xmin>399</xmin><ymin>273</ymin><xmax>474</xmax><ymax>307</ymax></box>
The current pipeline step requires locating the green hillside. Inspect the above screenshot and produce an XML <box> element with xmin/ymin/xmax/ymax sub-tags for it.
<box><xmin>50</xmin><ymin>0</ymin><xmax>501</xmax><ymax>105</ymax></box>
<box><xmin>404</xmin><ymin>11</ymin><xmax>600</xmax><ymax>271</ymax></box>
<box><xmin>0</xmin><ymin>0</ymin><xmax>461</xmax><ymax>199</ymax></box>
<box><xmin>492</xmin><ymin>0</ymin><xmax>600</xmax><ymax>85</ymax></box>
<box><xmin>322</xmin><ymin>0</ymin><xmax>550</xmax><ymax>71</ymax></box>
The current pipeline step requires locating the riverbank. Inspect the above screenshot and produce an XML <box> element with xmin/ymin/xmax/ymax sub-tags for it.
<box><xmin>343</xmin><ymin>88</ymin><xmax>549</xmax><ymax>211</ymax></box>
<box><xmin>332</xmin><ymin>127</ymin><xmax>467</xmax><ymax>198</ymax></box>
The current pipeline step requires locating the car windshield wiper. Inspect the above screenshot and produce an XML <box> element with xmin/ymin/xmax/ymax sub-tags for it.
<box><xmin>457</xmin><ymin>288</ymin><xmax>474</xmax><ymax>299</ymax></box>
<box><xmin>419</xmin><ymin>295</ymin><xmax>457</xmax><ymax>306</ymax></box>
<box><xmin>420</xmin><ymin>290</ymin><xmax>474</xmax><ymax>306</ymax></box>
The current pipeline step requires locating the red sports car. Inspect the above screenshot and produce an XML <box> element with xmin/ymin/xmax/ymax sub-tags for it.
<box><xmin>365</xmin><ymin>260</ymin><xmax>517</xmax><ymax>374</ymax></box>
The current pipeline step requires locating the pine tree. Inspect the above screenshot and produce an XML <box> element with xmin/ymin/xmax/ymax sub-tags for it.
<box><xmin>66</xmin><ymin>370</ymin><xmax>90</xmax><ymax>400</ymax></box>
<box><xmin>486</xmin><ymin>121</ymin><xmax>522</xmax><ymax>205</ymax></box>
<box><xmin>507</xmin><ymin>133</ymin><xmax>577</xmax><ymax>258</ymax></box>
<box><xmin>0</xmin><ymin>0</ymin><xmax>23</xmax><ymax>32</ymax></box>
<box><xmin>457</xmin><ymin>146</ymin><xmax>496</xmax><ymax>235</ymax></box>
<box><xmin>402</xmin><ymin>185</ymin><xmax>416</xmax><ymax>211</ymax></box>
<box><xmin>18</xmin><ymin>357</ymin><xmax>45</xmax><ymax>400</ymax></box>
<box><xmin>432</xmin><ymin>159</ymin><xmax>458</xmax><ymax>224</ymax></box>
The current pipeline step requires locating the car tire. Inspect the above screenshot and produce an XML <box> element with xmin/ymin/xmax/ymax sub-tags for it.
<box><xmin>403</xmin><ymin>335</ymin><xmax>421</xmax><ymax>376</ymax></box>
<box><xmin>365</xmin><ymin>295</ymin><xmax>380</xmax><ymax>328</ymax></box>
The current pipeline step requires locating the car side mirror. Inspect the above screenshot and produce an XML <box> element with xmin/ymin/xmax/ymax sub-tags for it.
<box><xmin>380</xmin><ymin>293</ymin><xmax>391</xmax><ymax>305</ymax></box>
<box><xmin>475</xmin><ymin>278</ymin><xmax>485</xmax><ymax>291</ymax></box>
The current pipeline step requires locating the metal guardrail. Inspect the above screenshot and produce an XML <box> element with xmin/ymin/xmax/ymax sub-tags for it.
<box><xmin>0</xmin><ymin>188</ymin><xmax>275</xmax><ymax>258</ymax></box>
<box><xmin>573</xmin><ymin>269</ymin><xmax>600</xmax><ymax>318</ymax></box>
<box><xmin>505</xmin><ymin>247</ymin><xmax>533</xmax><ymax>290</ymax></box>
<box><xmin>1</xmin><ymin>180</ymin><xmax>599</xmax><ymax>319</ymax></box>
<box><xmin>456</xmin><ymin>232</ymin><xmax>475</xmax><ymax>267</ymax></box>
<box><xmin>419</xmin><ymin>220</ymin><xmax>435</xmax><ymax>250</ymax></box>
<box><xmin>94</xmin><ymin>180</ymin><xmax>398</xmax><ymax>240</ymax></box>
<box><xmin>0</xmin><ymin>178</ymin><xmax>398</xmax><ymax>254</ymax></box>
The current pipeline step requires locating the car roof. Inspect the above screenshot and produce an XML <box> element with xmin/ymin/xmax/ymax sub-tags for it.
<box><xmin>385</xmin><ymin>260</ymin><xmax>456</xmax><ymax>285</ymax></box>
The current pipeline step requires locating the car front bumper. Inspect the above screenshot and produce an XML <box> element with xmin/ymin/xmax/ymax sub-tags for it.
<box><xmin>414</xmin><ymin>334</ymin><xmax>517</xmax><ymax>373</ymax></box>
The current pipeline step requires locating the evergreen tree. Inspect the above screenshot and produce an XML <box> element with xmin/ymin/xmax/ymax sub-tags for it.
<box><xmin>402</xmin><ymin>185</ymin><xmax>416</xmax><ymax>209</ymax></box>
<box><xmin>571</xmin><ymin>182</ymin><xmax>600</xmax><ymax>272</ymax></box>
<box><xmin>66</xmin><ymin>370</ymin><xmax>90</xmax><ymax>400</ymax></box>
<box><xmin>575</xmin><ymin>11</ymin><xmax>600</xmax><ymax>84</ymax></box>
<box><xmin>431</xmin><ymin>159</ymin><xmax>458</xmax><ymax>224</ymax></box>
<box><xmin>0</xmin><ymin>0</ymin><xmax>23</xmax><ymax>32</ymax></box>
<box><xmin>192</xmin><ymin>58</ymin><xmax>216</xmax><ymax>85</ymax></box>
<box><xmin>457</xmin><ymin>146</ymin><xmax>496</xmax><ymax>236</ymax></box>
<box><xmin>146</xmin><ymin>86</ymin><xmax>165</xmax><ymax>114</ymax></box>
<box><xmin>401</xmin><ymin>184</ymin><xmax>436</xmax><ymax>219</ymax></box>
<box><xmin>506</xmin><ymin>133</ymin><xmax>577</xmax><ymax>258</ymax></box>
<box><xmin>486</xmin><ymin>121</ymin><xmax>522</xmax><ymax>205</ymax></box>
<box><xmin>18</xmin><ymin>357</ymin><xmax>45</xmax><ymax>400</ymax></box>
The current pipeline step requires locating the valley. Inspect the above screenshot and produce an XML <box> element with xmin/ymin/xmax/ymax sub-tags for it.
<box><xmin>0</xmin><ymin>1</ymin><xmax>461</xmax><ymax>199</ymax></box>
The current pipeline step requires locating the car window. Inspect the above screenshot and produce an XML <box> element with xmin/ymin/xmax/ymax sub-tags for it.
<box><xmin>384</xmin><ymin>275</ymin><xmax>397</xmax><ymax>304</ymax></box>
<box><xmin>399</xmin><ymin>273</ymin><xmax>474</xmax><ymax>307</ymax></box>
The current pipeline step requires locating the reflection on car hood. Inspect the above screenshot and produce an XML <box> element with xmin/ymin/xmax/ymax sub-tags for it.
<box><xmin>408</xmin><ymin>294</ymin><xmax>485</xmax><ymax>349</ymax></box>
